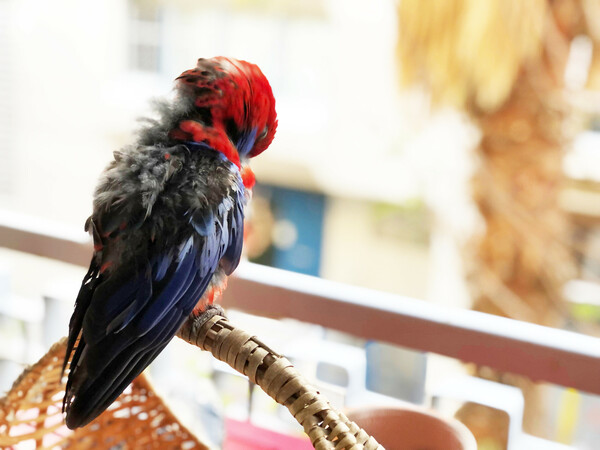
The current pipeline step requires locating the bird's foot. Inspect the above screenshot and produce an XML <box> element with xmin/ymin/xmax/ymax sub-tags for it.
<box><xmin>193</xmin><ymin>303</ymin><xmax>226</xmax><ymax>324</ymax></box>
<box><xmin>177</xmin><ymin>304</ymin><xmax>227</xmax><ymax>345</ymax></box>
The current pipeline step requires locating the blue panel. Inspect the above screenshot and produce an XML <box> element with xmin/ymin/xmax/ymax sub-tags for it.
<box><xmin>253</xmin><ymin>185</ymin><xmax>325</xmax><ymax>276</ymax></box>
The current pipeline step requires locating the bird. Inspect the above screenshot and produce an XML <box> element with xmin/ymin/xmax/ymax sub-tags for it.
<box><xmin>62</xmin><ymin>56</ymin><xmax>277</xmax><ymax>429</ymax></box>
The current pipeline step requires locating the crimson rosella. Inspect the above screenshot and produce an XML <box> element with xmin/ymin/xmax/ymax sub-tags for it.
<box><xmin>62</xmin><ymin>57</ymin><xmax>277</xmax><ymax>429</ymax></box>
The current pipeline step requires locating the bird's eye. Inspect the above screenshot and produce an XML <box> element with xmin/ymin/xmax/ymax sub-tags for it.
<box><xmin>259</xmin><ymin>127</ymin><xmax>268</xmax><ymax>140</ymax></box>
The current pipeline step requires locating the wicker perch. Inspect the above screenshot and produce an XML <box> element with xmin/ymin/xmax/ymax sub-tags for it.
<box><xmin>177</xmin><ymin>314</ymin><xmax>382</xmax><ymax>450</ymax></box>
<box><xmin>0</xmin><ymin>314</ymin><xmax>382</xmax><ymax>449</ymax></box>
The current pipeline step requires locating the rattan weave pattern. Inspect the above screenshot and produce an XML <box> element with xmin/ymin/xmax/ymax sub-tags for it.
<box><xmin>177</xmin><ymin>315</ymin><xmax>383</xmax><ymax>450</ymax></box>
<box><xmin>0</xmin><ymin>316</ymin><xmax>383</xmax><ymax>449</ymax></box>
<box><xmin>0</xmin><ymin>339</ymin><xmax>208</xmax><ymax>449</ymax></box>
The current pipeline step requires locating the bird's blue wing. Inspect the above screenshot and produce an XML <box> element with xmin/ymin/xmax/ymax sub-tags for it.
<box><xmin>221</xmin><ymin>179</ymin><xmax>245</xmax><ymax>275</ymax></box>
<box><xmin>64</xmin><ymin>176</ymin><xmax>246</xmax><ymax>429</ymax></box>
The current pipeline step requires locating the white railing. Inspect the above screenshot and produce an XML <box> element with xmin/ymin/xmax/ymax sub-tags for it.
<box><xmin>1</xmin><ymin>209</ymin><xmax>599</xmax><ymax>396</ymax></box>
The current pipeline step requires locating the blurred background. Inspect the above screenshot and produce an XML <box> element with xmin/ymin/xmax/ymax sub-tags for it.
<box><xmin>1</xmin><ymin>0</ymin><xmax>600</xmax><ymax>448</ymax></box>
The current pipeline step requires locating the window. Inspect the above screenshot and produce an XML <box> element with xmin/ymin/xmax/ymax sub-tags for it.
<box><xmin>128</xmin><ymin>0</ymin><xmax>163</xmax><ymax>73</ymax></box>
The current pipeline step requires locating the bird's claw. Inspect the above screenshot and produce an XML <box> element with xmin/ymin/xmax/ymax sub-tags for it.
<box><xmin>194</xmin><ymin>303</ymin><xmax>226</xmax><ymax>324</ymax></box>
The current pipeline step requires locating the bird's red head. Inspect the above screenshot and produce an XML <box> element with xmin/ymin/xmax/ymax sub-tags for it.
<box><xmin>170</xmin><ymin>57</ymin><xmax>277</xmax><ymax>166</ymax></box>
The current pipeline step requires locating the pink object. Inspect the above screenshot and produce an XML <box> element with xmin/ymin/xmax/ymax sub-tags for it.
<box><xmin>223</xmin><ymin>418</ymin><xmax>313</xmax><ymax>450</ymax></box>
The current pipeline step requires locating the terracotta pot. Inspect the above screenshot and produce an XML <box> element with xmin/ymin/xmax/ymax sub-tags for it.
<box><xmin>346</xmin><ymin>406</ymin><xmax>476</xmax><ymax>450</ymax></box>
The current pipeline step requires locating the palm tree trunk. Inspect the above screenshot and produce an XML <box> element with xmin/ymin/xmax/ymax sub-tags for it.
<box><xmin>461</xmin><ymin>54</ymin><xmax>577</xmax><ymax>440</ymax></box>
<box><xmin>469</xmin><ymin>69</ymin><xmax>574</xmax><ymax>326</ymax></box>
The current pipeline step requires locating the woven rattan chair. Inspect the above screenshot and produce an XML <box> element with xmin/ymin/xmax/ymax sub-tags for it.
<box><xmin>0</xmin><ymin>339</ymin><xmax>207</xmax><ymax>449</ymax></box>
<box><xmin>0</xmin><ymin>314</ymin><xmax>382</xmax><ymax>449</ymax></box>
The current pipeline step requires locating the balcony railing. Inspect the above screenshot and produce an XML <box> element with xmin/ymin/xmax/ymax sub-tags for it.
<box><xmin>1</xmin><ymin>209</ymin><xmax>599</xmax><ymax>396</ymax></box>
